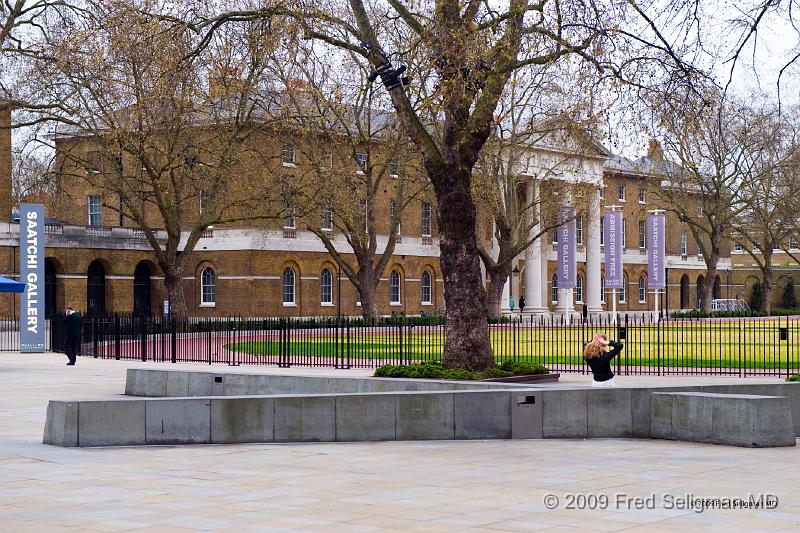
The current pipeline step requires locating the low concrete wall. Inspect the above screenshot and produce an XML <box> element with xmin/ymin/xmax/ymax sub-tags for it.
<box><xmin>42</xmin><ymin>370</ymin><xmax>800</xmax><ymax>447</ymax></box>
<box><xmin>44</xmin><ymin>389</ymin><xmax>547</xmax><ymax>447</ymax></box>
<box><xmin>651</xmin><ymin>392</ymin><xmax>796</xmax><ymax>447</ymax></box>
<box><xmin>124</xmin><ymin>369</ymin><xmax>533</xmax><ymax>398</ymax></box>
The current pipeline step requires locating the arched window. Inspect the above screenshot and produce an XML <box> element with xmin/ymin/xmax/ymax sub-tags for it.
<box><xmin>201</xmin><ymin>267</ymin><xmax>216</xmax><ymax>305</ymax></box>
<box><xmin>283</xmin><ymin>267</ymin><xmax>296</xmax><ymax>305</ymax></box>
<box><xmin>551</xmin><ymin>274</ymin><xmax>558</xmax><ymax>303</ymax></box>
<box><xmin>87</xmin><ymin>260</ymin><xmax>106</xmax><ymax>316</ymax></box>
<box><xmin>320</xmin><ymin>268</ymin><xmax>333</xmax><ymax>305</ymax></box>
<box><xmin>421</xmin><ymin>271</ymin><xmax>432</xmax><ymax>305</ymax></box>
<box><xmin>390</xmin><ymin>270</ymin><xmax>401</xmax><ymax>304</ymax></box>
<box><xmin>619</xmin><ymin>274</ymin><xmax>627</xmax><ymax>303</ymax></box>
<box><xmin>133</xmin><ymin>261</ymin><xmax>152</xmax><ymax>316</ymax></box>
<box><xmin>575</xmin><ymin>274</ymin><xmax>584</xmax><ymax>303</ymax></box>
<box><xmin>600</xmin><ymin>274</ymin><xmax>606</xmax><ymax>303</ymax></box>
<box><xmin>639</xmin><ymin>276</ymin><xmax>647</xmax><ymax>303</ymax></box>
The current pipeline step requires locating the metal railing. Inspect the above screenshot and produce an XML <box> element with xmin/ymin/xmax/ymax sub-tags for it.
<box><xmin>36</xmin><ymin>313</ymin><xmax>800</xmax><ymax>377</ymax></box>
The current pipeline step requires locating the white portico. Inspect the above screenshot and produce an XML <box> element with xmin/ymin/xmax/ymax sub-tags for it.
<box><xmin>486</xmin><ymin>128</ymin><xmax>607</xmax><ymax>318</ymax></box>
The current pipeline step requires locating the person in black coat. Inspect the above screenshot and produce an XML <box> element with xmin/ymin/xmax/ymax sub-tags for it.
<box><xmin>583</xmin><ymin>333</ymin><xmax>623</xmax><ymax>387</ymax></box>
<box><xmin>63</xmin><ymin>306</ymin><xmax>83</xmax><ymax>366</ymax></box>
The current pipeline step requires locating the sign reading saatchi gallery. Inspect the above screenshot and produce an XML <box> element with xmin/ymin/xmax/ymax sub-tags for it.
<box><xmin>20</xmin><ymin>203</ymin><xmax>45</xmax><ymax>353</ymax></box>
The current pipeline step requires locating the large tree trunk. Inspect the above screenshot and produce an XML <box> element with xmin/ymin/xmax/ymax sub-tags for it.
<box><xmin>437</xmin><ymin>170</ymin><xmax>493</xmax><ymax>370</ymax></box>
<box><xmin>357</xmin><ymin>269</ymin><xmax>380</xmax><ymax>322</ymax></box>
<box><xmin>762</xmin><ymin>269</ymin><xmax>773</xmax><ymax>314</ymax></box>
<box><xmin>700</xmin><ymin>240</ymin><xmax>722</xmax><ymax>311</ymax></box>
<box><xmin>163</xmin><ymin>267</ymin><xmax>187</xmax><ymax>318</ymax></box>
<box><xmin>486</xmin><ymin>266</ymin><xmax>512</xmax><ymax>319</ymax></box>
<box><xmin>701</xmin><ymin>252</ymin><xmax>719</xmax><ymax>312</ymax></box>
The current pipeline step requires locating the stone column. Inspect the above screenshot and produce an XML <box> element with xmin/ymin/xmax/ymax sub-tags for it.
<box><xmin>524</xmin><ymin>180</ymin><xmax>547</xmax><ymax>315</ymax></box>
<box><xmin>500</xmin><ymin>276</ymin><xmax>511</xmax><ymax>314</ymax></box>
<box><xmin>586</xmin><ymin>186</ymin><xmax>603</xmax><ymax>314</ymax></box>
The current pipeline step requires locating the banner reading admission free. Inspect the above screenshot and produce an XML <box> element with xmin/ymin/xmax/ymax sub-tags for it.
<box><xmin>603</xmin><ymin>211</ymin><xmax>624</xmax><ymax>290</ymax></box>
<box><xmin>556</xmin><ymin>206</ymin><xmax>576</xmax><ymax>289</ymax></box>
<box><xmin>647</xmin><ymin>213</ymin><xmax>666</xmax><ymax>289</ymax></box>
<box><xmin>20</xmin><ymin>203</ymin><xmax>45</xmax><ymax>353</ymax></box>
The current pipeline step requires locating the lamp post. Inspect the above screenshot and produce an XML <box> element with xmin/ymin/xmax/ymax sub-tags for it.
<box><xmin>511</xmin><ymin>265</ymin><xmax>520</xmax><ymax>317</ymax></box>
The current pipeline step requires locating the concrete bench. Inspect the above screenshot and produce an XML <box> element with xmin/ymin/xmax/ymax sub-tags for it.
<box><xmin>43</xmin><ymin>389</ymin><xmax>545</xmax><ymax>447</ymax></box>
<box><xmin>650</xmin><ymin>392</ymin><xmax>796</xmax><ymax>447</ymax></box>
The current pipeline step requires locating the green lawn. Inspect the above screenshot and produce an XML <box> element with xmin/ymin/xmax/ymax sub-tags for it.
<box><xmin>227</xmin><ymin>322</ymin><xmax>800</xmax><ymax>370</ymax></box>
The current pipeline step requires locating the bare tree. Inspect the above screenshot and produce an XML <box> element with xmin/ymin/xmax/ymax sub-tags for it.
<box><xmin>271</xmin><ymin>52</ymin><xmax>430</xmax><ymax>321</ymax></box>
<box><xmin>656</xmin><ymin>98</ymin><xmax>756</xmax><ymax>311</ymax></box>
<box><xmin>20</xmin><ymin>0</ymin><xmax>288</xmax><ymax>316</ymax></box>
<box><xmin>732</xmin><ymin>106</ymin><xmax>799</xmax><ymax>313</ymax></box>
<box><xmin>473</xmin><ymin>89</ymin><xmax>600</xmax><ymax>318</ymax></box>
<box><xmin>194</xmin><ymin>0</ymin><xmax>708</xmax><ymax>369</ymax></box>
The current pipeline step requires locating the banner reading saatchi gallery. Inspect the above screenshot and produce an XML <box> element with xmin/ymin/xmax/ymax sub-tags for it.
<box><xmin>20</xmin><ymin>203</ymin><xmax>45</xmax><ymax>353</ymax></box>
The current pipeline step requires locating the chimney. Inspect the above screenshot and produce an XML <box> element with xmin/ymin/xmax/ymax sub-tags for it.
<box><xmin>647</xmin><ymin>138</ymin><xmax>663</xmax><ymax>160</ymax></box>
<box><xmin>0</xmin><ymin>104</ymin><xmax>11</xmax><ymax>221</ymax></box>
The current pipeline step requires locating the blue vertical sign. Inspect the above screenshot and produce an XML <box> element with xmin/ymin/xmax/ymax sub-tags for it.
<box><xmin>556</xmin><ymin>206</ymin><xmax>576</xmax><ymax>288</ymax></box>
<box><xmin>604</xmin><ymin>211</ymin><xmax>624</xmax><ymax>289</ymax></box>
<box><xmin>647</xmin><ymin>213</ymin><xmax>666</xmax><ymax>289</ymax></box>
<box><xmin>20</xmin><ymin>203</ymin><xmax>45</xmax><ymax>352</ymax></box>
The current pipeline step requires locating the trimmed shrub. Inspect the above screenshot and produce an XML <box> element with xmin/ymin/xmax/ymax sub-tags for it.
<box><xmin>374</xmin><ymin>360</ymin><xmax>548</xmax><ymax>380</ymax></box>
<box><xmin>786</xmin><ymin>374</ymin><xmax>800</xmax><ymax>383</ymax></box>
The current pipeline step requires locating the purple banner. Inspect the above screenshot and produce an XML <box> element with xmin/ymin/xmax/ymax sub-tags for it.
<box><xmin>603</xmin><ymin>211</ymin><xmax>623</xmax><ymax>289</ymax></box>
<box><xmin>556</xmin><ymin>207</ymin><xmax>576</xmax><ymax>288</ymax></box>
<box><xmin>647</xmin><ymin>213</ymin><xmax>666</xmax><ymax>289</ymax></box>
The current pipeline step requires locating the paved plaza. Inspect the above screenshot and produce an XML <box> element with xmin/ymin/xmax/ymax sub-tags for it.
<box><xmin>2</xmin><ymin>353</ymin><xmax>800</xmax><ymax>532</ymax></box>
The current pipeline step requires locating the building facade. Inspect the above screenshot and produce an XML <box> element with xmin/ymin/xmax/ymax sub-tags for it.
<box><xmin>0</xmin><ymin>104</ymin><xmax>746</xmax><ymax>318</ymax></box>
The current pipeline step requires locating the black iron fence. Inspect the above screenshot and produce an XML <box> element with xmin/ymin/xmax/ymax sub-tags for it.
<box><xmin>35</xmin><ymin>313</ymin><xmax>800</xmax><ymax>377</ymax></box>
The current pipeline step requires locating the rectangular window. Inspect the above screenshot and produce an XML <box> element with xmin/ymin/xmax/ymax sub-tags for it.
<box><xmin>600</xmin><ymin>276</ymin><xmax>606</xmax><ymax>303</ymax></box>
<box><xmin>790</xmin><ymin>238</ymin><xmax>799</xmax><ymax>251</ymax></box>
<box><xmin>199</xmin><ymin>189</ymin><xmax>206</xmax><ymax>215</ymax></box>
<box><xmin>621</xmin><ymin>218</ymin><xmax>626</xmax><ymax>248</ymax></box>
<box><xmin>698</xmin><ymin>205</ymin><xmax>704</xmax><ymax>217</ymax></box>
<box><xmin>638</xmin><ymin>220</ymin><xmax>646</xmax><ymax>249</ymax></box>
<box><xmin>421</xmin><ymin>202</ymin><xmax>432</xmax><ymax>237</ymax></box>
<box><xmin>282</xmin><ymin>143</ymin><xmax>295</xmax><ymax>165</ymax></box>
<box><xmin>638</xmin><ymin>187</ymin><xmax>646</xmax><ymax>203</ymax></box>
<box><xmin>88</xmin><ymin>195</ymin><xmax>102</xmax><ymax>226</ymax></box>
<box><xmin>356</xmin><ymin>152</ymin><xmax>368</xmax><ymax>173</ymax></box>
<box><xmin>322</xmin><ymin>151</ymin><xmax>333</xmax><ymax>169</ymax></box>
<box><xmin>600</xmin><ymin>216</ymin><xmax>604</xmax><ymax>247</ymax></box>
<box><xmin>734</xmin><ymin>243</ymin><xmax>743</xmax><ymax>252</ymax></box>
<box><xmin>321</xmin><ymin>205</ymin><xmax>333</xmax><ymax>231</ymax></box>
<box><xmin>389</xmin><ymin>201</ymin><xmax>400</xmax><ymax>235</ymax></box>
<box><xmin>599</xmin><ymin>186</ymin><xmax>605</xmax><ymax>199</ymax></box>
<box><xmin>619</xmin><ymin>280</ymin><xmax>626</xmax><ymax>303</ymax></box>
<box><xmin>618</xmin><ymin>184</ymin><xmax>626</xmax><ymax>202</ymax></box>
<box><xmin>283</xmin><ymin>206</ymin><xmax>295</xmax><ymax>229</ymax></box>
<box><xmin>388</xmin><ymin>160</ymin><xmax>399</xmax><ymax>177</ymax></box>
<box><xmin>576</xmin><ymin>215</ymin><xmax>583</xmax><ymax>245</ymax></box>
<box><xmin>639</xmin><ymin>279</ymin><xmax>646</xmax><ymax>303</ymax></box>
<box><xmin>681</xmin><ymin>231</ymin><xmax>687</xmax><ymax>256</ymax></box>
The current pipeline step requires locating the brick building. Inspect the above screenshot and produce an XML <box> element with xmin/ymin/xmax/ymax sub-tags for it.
<box><xmin>0</xmin><ymin>104</ymin><xmax>749</xmax><ymax>318</ymax></box>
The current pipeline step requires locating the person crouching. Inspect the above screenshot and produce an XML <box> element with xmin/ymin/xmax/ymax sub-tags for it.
<box><xmin>583</xmin><ymin>333</ymin><xmax>623</xmax><ymax>387</ymax></box>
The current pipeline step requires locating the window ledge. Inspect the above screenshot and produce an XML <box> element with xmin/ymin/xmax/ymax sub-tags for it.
<box><xmin>356</xmin><ymin>302</ymin><xmax>361</xmax><ymax>307</ymax></box>
<box><xmin>321</xmin><ymin>302</ymin><xmax>334</xmax><ymax>307</ymax></box>
<box><xmin>355</xmin><ymin>170</ymin><xmax>365</xmax><ymax>175</ymax></box>
<box><xmin>199</xmin><ymin>302</ymin><xmax>216</xmax><ymax>308</ymax></box>
<box><xmin>422</xmin><ymin>302</ymin><xmax>433</xmax><ymax>306</ymax></box>
<box><xmin>282</xmin><ymin>302</ymin><xmax>297</xmax><ymax>307</ymax></box>
<box><xmin>390</xmin><ymin>302</ymin><xmax>402</xmax><ymax>306</ymax></box>
<box><xmin>282</xmin><ymin>162</ymin><xmax>297</xmax><ymax>168</ymax></box>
